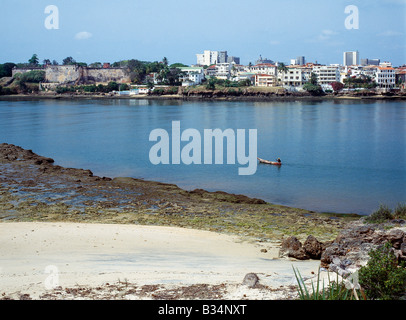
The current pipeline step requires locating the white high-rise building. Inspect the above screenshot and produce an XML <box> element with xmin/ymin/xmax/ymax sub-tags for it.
<box><xmin>196</xmin><ymin>50</ymin><xmax>220</xmax><ymax>66</ymax></box>
<box><xmin>343</xmin><ymin>51</ymin><xmax>360</xmax><ymax>66</ymax></box>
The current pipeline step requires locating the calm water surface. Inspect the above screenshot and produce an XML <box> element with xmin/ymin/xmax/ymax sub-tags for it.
<box><xmin>0</xmin><ymin>98</ymin><xmax>405</xmax><ymax>215</ymax></box>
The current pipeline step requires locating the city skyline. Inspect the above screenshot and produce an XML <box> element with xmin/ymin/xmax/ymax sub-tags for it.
<box><xmin>0</xmin><ymin>0</ymin><xmax>405</xmax><ymax>66</ymax></box>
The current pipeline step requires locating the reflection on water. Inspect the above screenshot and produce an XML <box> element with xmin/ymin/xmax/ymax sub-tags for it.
<box><xmin>0</xmin><ymin>98</ymin><xmax>405</xmax><ymax>215</ymax></box>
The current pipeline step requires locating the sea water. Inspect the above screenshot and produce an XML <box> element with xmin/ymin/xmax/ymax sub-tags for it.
<box><xmin>0</xmin><ymin>98</ymin><xmax>405</xmax><ymax>215</ymax></box>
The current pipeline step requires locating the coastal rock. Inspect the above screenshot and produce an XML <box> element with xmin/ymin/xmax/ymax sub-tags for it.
<box><xmin>188</xmin><ymin>189</ymin><xmax>266</xmax><ymax>205</ymax></box>
<box><xmin>242</xmin><ymin>273</ymin><xmax>259</xmax><ymax>288</ymax></box>
<box><xmin>303</xmin><ymin>235</ymin><xmax>323</xmax><ymax>259</ymax></box>
<box><xmin>321</xmin><ymin>221</ymin><xmax>406</xmax><ymax>269</ymax></box>
<box><xmin>279</xmin><ymin>236</ymin><xmax>309</xmax><ymax>260</ymax></box>
<box><xmin>0</xmin><ymin>143</ymin><xmax>54</xmax><ymax>165</ymax></box>
<box><xmin>279</xmin><ymin>235</ymin><xmax>327</xmax><ymax>260</ymax></box>
<box><xmin>320</xmin><ymin>243</ymin><xmax>346</xmax><ymax>268</ymax></box>
<box><xmin>401</xmin><ymin>242</ymin><xmax>406</xmax><ymax>256</ymax></box>
<box><xmin>385</xmin><ymin>229</ymin><xmax>405</xmax><ymax>249</ymax></box>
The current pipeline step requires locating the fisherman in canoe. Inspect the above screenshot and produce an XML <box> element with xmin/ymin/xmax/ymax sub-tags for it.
<box><xmin>257</xmin><ymin>157</ymin><xmax>282</xmax><ymax>165</ymax></box>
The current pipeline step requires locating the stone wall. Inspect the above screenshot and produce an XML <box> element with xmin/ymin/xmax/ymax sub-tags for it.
<box><xmin>83</xmin><ymin>68</ymin><xmax>131</xmax><ymax>84</ymax></box>
<box><xmin>44</xmin><ymin>65</ymin><xmax>131</xmax><ymax>85</ymax></box>
<box><xmin>45</xmin><ymin>65</ymin><xmax>80</xmax><ymax>84</ymax></box>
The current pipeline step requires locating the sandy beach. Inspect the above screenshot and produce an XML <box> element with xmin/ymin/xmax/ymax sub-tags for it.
<box><xmin>0</xmin><ymin>221</ymin><xmax>324</xmax><ymax>300</ymax></box>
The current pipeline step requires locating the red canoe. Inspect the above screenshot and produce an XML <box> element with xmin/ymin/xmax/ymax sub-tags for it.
<box><xmin>257</xmin><ymin>157</ymin><xmax>282</xmax><ymax>165</ymax></box>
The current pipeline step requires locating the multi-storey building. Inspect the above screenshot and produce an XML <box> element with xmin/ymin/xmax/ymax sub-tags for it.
<box><xmin>279</xmin><ymin>66</ymin><xmax>312</xmax><ymax>87</ymax></box>
<box><xmin>361</xmin><ymin>58</ymin><xmax>380</xmax><ymax>66</ymax></box>
<box><xmin>249</xmin><ymin>63</ymin><xmax>277</xmax><ymax>76</ymax></box>
<box><xmin>375</xmin><ymin>66</ymin><xmax>395</xmax><ymax>89</ymax></box>
<box><xmin>177</xmin><ymin>67</ymin><xmax>205</xmax><ymax>86</ymax></box>
<box><xmin>254</xmin><ymin>74</ymin><xmax>276</xmax><ymax>87</ymax></box>
<box><xmin>312</xmin><ymin>65</ymin><xmax>341</xmax><ymax>85</ymax></box>
<box><xmin>343</xmin><ymin>51</ymin><xmax>360</xmax><ymax>66</ymax></box>
<box><xmin>196</xmin><ymin>50</ymin><xmax>240</xmax><ymax>66</ymax></box>
<box><xmin>196</xmin><ymin>50</ymin><xmax>219</xmax><ymax>66</ymax></box>
<box><xmin>215</xmin><ymin>63</ymin><xmax>232</xmax><ymax>80</ymax></box>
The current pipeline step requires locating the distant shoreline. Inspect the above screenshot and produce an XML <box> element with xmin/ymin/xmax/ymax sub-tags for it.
<box><xmin>1</xmin><ymin>92</ymin><xmax>406</xmax><ymax>102</ymax></box>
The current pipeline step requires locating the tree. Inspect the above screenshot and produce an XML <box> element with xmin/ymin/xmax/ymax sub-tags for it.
<box><xmin>89</xmin><ymin>62</ymin><xmax>102</xmax><ymax>68</ymax></box>
<box><xmin>62</xmin><ymin>56</ymin><xmax>76</xmax><ymax>65</ymax></box>
<box><xmin>309</xmin><ymin>72</ymin><xmax>318</xmax><ymax>85</ymax></box>
<box><xmin>52</xmin><ymin>60</ymin><xmax>59</xmax><ymax>66</ymax></box>
<box><xmin>106</xmin><ymin>81</ymin><xmax>119</xmax><ymax>92</ymax></box>
<box><xmin>277</xmin><ymin>62</ymin><xmax>288</xmax><ymax>74</ymax></box>
<box><xmin>206</xmin><ymin>78</ymin><xmax>216</xmax><ymax>90</ymax></box>
<box><xmin>303</xmin><ymin>83</ymin><xmax>324</xmax><ymax>96</ymax></box>
<box><xmin>0</xmin><ymin>63</ymin><xmax>17</xmax><ymax>78</ymax></box>
<box><xmin>238</xmin><ymin>78</ymin><xmax>252</xmax><ymax>87</ymax></box>
<box><xmin>276</xmin><ymin>62</ymin><xmax>289</xmax><ymax>86</ymax></box>
<box><xmin>28</xmin><ymin>54</ymin><xmax>39</xmax><ymax>66</ymax></box>
<box><xmin>119</xmin><ymin>83</ymin><xmax>129</xmax><ymax>91</ymax></box>
<box><xmin>170</xmin><ymin>63</ymin><xmax>188</xmax><ymax>68</ymax></box>
<box><xmin>43</xmin><ymin>59</ymin><xmax>51</xmax><ymax>66</ymax></box>
<box><xmin>146</xmin><ymin>81</ymin><xmax>154</xmax><ymax>90</ymax></box>
<box><xmin>162</xmin><ymin>57</ymin><xmax>168</xmax><ymax>66</ymax></box>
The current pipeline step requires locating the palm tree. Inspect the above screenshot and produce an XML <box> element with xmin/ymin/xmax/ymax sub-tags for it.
<box><xmin>277</xmin><ymin>62</ymin><xmax>288</xmax><ymax>86</ymax></box>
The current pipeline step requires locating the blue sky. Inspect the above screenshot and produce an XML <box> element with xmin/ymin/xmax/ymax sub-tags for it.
<box><xmin>1</xmin><ymin>0</ymin><xmax>405</xmax><ymax>66</ymax></box>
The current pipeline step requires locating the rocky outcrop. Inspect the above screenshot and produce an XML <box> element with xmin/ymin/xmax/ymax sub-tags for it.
<box><xmin>0</xmin><ymin>143</ymin><xmax>54</xmax><ymax>164</ymax></box>
<box><xmin>278</xmin><ymin>222</ymin><xmax>406</xmax><ymax>273</ymax></box>
<box><xmin>188</xmin><ymin>189</ymin><xmax>266</xmax><ymax>205</ymax></box>
<box><xmin>320</xmin><ymin>224</ymin><xmax>406</xmax><ymax>268</ymax></box>
<box><xmin>279</xmin><ymin>235</ymin><xmax>326</xmax><ymax>260</ymax></box>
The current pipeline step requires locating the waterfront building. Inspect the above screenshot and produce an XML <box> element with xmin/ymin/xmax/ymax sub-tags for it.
<box><xmin>177</xmin><ymin>66</ymin><xmax>205</xmax><ymax>86</ymax></box>
<box><xmin>312</xmin><ymin>65</ymin><xmax>341</xmax><ymax>85</ymax></box>
<box><xmin>375</xmin><ymin>66</ymin><xmax>396</xmax><ymax>89</ymax></box>
<box><xmin>279</xmin><ymin>66</ymin><xmax>312</xmax><ymax>87</ymax></box>
<box><xmin>215</xmin><ymin>63</ymin><xmax>232</xmax><ymax>80</ymax></box>
<box><xmin>249</xmin><ymin>63</ymin><xmax>277</xmax><ymax>76</ymax></box>
<box><xmin>254</xmin><ymin>74</ymin><xmax>276</xmax><ymax>87</ymax></box>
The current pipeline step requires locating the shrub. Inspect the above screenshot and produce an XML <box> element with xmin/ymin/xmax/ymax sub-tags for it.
<box><xmin>82</xmin><ymin>85</ymin><xmax>97</xmax><ymax>93</ymax></box>
<box><xmin>20</xmin><ymin>70</ymin><xmax>46</xmax><ymax>83</ymax></box>
<box><xmin>394</xmin><ymin>203</ymin><xmax>406</xmax><ymax>219</ymax></box>
<box><xmin>205</xmin><ymin>78</ymin><xmax>216</xmax><ymax>90</ymax></box>
<box><xmin>358</xmin><ymin>242</ymin><xmax>406</xmax><ymax>300</ymax></box>
<box><xmin>55</xmin><ymin>86</ymin><xmax>75</xmax><ymax>94</ymax></box>
<box><xmin>152</xmin><ymin>88</ymin><xmax>164</xmax><ymax>95</ymax></box>
<box><xmin>303</xmin><ymin>83</ymin><xmax>324</xmax><ymax>96</ymax></box>
<box><xmin>365</xmin><ymin>204</ymin><xmax>393</xmax><ymax>223</ymax></box>
<box><xmin>119</xmin><ymin>83</ymin><xmax>129</xmax><ymax>91</ymax></box>
<box><xmin>106</xmin><ymin>81</ymin><xmax>119</xmax><ymax>92</ymax></box>
<box><xmin>166</xmin><ymin>86</ymin><xmax>179</xmax><ymax>94</ymax></box>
